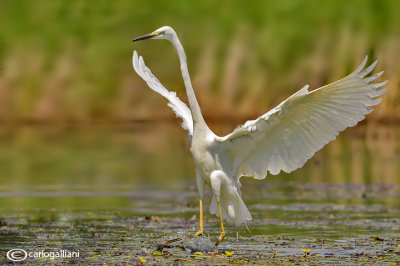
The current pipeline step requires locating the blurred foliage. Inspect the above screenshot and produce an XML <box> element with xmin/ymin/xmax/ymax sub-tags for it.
<box><xmin>0</xmin><ymin>0</ymin><xmax>399</xmax><ymax>123</ymax></box>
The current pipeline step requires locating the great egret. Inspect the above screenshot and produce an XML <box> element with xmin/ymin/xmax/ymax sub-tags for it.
<box><xmin>132</xmin><ymin>26</ymin><xmax>387</xmax><ymax>246</ymax></box>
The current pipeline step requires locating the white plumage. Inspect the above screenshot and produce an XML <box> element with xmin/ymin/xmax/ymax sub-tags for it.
<box><xmin>132</xmin><ymin>26</ymin><xmax>387</xmax><ymax>245</ymax></box>
<box><xmin>133</xmin><ymin>51</ymin><xmax>193</xmax><ymax>138</ymax></box>
<box><xmin>215</xmin><ymin>57</ymin><xmax>387</xmax><ymax>181</ymax></box>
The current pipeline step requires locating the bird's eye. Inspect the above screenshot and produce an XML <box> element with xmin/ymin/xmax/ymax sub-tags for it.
<box><xmin>159</xmin><ymin>31</ymin><xmax>165</xmax><ymax>35</ymax></box>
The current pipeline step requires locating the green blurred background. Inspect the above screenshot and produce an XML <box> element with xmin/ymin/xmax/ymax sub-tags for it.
<box><xmin>0</xmin><ymin>0</ymin><xmax>399</xmax><ymax>124</ymax></box>
<box><xmin>0</xmin><ymin>0</ymin><xmax>399</xmax><ymax>198</ymax></box>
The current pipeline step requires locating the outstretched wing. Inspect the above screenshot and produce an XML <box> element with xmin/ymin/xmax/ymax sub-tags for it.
<box><xmin>215</xmin><ymin>56</ymin><xmax>387</xmax><ymax>180</ymax></box>
<box><xmin>132</xmin><ymin>51</ymin><xmax>193</xmax><ymax>139</ymax></box>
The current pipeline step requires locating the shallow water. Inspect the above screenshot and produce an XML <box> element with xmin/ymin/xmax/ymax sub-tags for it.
<box><xmin>0</xmin><ymin>123</ymin><xmax>399</xmax><ymax>264</ymax></box>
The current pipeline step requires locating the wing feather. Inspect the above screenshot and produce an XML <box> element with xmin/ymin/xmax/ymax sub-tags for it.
<box><xmin>132</xmin><ymin>51</ymin><xmax>193</xmax><ymax>139</ymax></box>
<box><xmin>215</xmin><ymin>56</ymin><xmax>387</xmax><ymax>181</ymax></box>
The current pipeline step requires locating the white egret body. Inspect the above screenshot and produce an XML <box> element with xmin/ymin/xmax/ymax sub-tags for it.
<box><xmin>132</xmin><ymin>26</ymin><xmax>387</xmax><ymax>246</ymax></box>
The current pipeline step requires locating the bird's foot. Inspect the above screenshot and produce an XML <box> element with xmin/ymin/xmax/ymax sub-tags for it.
<box><xmin>193</xmin><ymin>229</ymin><xmax>203</xmax><ymax>237</ymax></box>
<box><xmin>215</xmin><ymin>232</ymin><xmax>225</xmax><ymax>247</ymax></box>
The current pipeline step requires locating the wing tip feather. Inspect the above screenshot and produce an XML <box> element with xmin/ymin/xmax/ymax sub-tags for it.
<box><xmin>355</xmin><ymin>55</ymin><xmax>368</xmax><ymax>73</ymax></box>
<box><xmin>132</xmin><ymin>50</ymin><xmax>139</xmax><ymax>71</ymax></box>
<box><xmin>379</xmin><ymin>80</ymin><xmax>389</xmax><ymax>87</ymax></box>
<box><xmin>377</xmin><ymin>87</ymin><xmax>387</xmax><ymax>96</ymax></box>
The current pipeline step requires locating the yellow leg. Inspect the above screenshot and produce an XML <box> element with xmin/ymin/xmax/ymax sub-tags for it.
<box><xmin>215</xmin><ymin>202</ymin><xmax>225</xmax><ymax>246</ymax></box>
<box><xmin>194</xmin><ymin>198</ymin><xmax>204</xmax><ymax>236</ymax></box>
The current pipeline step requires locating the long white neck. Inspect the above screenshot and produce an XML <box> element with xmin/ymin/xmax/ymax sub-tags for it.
<box><xmin>170</xmin><ymin>34</ymin><xmax>209</xmax><ymax>135</ymax></box>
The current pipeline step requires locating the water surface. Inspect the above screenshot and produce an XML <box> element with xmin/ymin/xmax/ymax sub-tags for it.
<box><xmin>0</xmin><ymin>123</ymin><xmax>399</xmax><ymax>264</ymax></box>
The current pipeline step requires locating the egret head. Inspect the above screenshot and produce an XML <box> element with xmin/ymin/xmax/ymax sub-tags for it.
<box><xmin>132</xmin><ymin>26</ymin><xmax>176</xmax><ymax>42</ymax></box>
